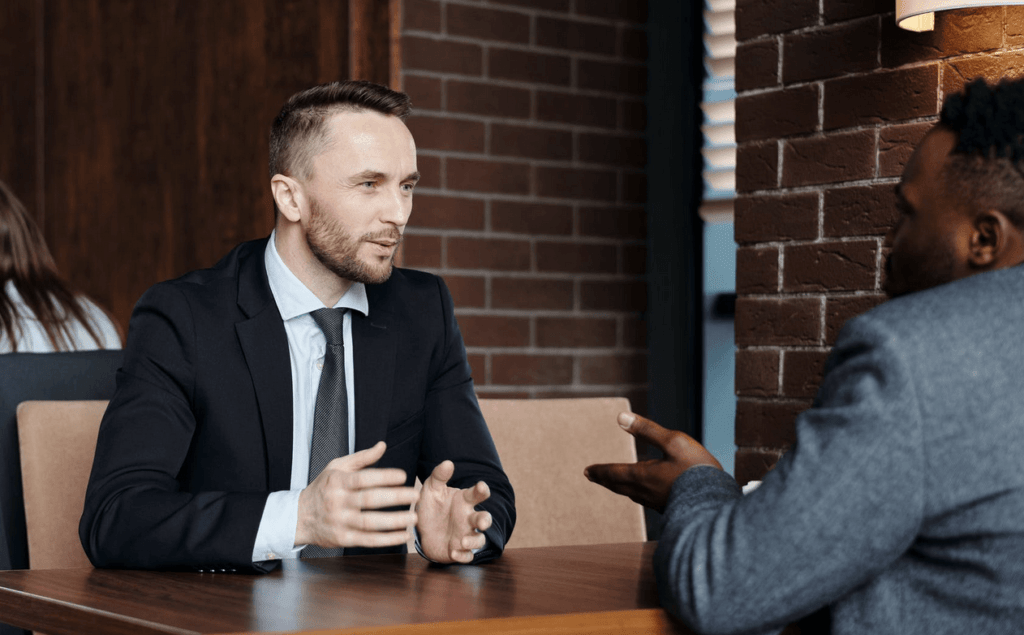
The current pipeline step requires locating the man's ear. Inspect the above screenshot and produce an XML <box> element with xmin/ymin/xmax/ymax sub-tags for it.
<box><xmin>969</xmin><ymin>210</ymin><xmax>1015</xmax><ymax>269</ymax></box>
<box><xmin>270</xmin><ymin>175</ymin><xmax>304</xmax><ymax>223</ymax></box>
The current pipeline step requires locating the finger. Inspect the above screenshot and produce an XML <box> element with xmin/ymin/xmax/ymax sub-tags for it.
<box><xmin>460</xmin><ymin>480</ymin><xmax>490</xmax><ymax>506</ymax></box>
<box><xmin>344</xmin><ymin>467</ymin><xmax>410</xmax><ymax>491</ymax></box>
<box><xmin>351</xmin><ymin>486</ymin><xmax>420</xmax><ymax>510</ymax></box>
<box><xmin>617</xmin><ymin>413</ymin><xmax>683</xmax><ymax>450</ymax></box>
<box><xmin>351</xmin><ymin>510</ymin><xmax>418</xmax><ymax>532</ymax></box>
<box><xmin>339</xmin><ymin>528</ymin><xmax>414</xmax><ymax>549</ymax></box>
<box><xmin>425</xmin><ymin>460</ymin><xmax>454</xmax><ymax>489</ymax></box>
<box><xmin>584</xmin><ymin>462</ymin><xmax>637</xmax><ymax>487</ymax></box>
<box><xmin>460</xmin><ymin>531</ymin><xmax>487</xmax><ymax>551</ymax></box>
<box><xmin>335</xmin><ymin>441</ymin><xmax>387</xmax><ymax>472</ymax></box>
<box><xmin>467</xmin><ymin>510</ymin><xmax>492</xmax><ymax>532</ymax></box>
<box><xmin>448</xmin><ymin>547</ymin><xmax>475</xmax><ymax>564</ymax></box>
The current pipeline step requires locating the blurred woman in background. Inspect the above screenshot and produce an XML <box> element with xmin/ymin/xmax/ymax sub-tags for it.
<box><xmin>0</xmin><ymin>179</ymin><xmax>121</xmax><ymax>352</ymax></box>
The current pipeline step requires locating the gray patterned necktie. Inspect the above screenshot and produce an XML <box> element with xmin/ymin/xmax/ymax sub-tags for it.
<box><xmin>302</xmin><ymin>307</ymin><xmax>348</xmax><ymax>558</ymax></box>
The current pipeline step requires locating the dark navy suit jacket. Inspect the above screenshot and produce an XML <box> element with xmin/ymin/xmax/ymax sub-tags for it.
<box><xmin>80</xmin><ymin>238</ymin><xmax>514</xmax><ymax>571</ymax></box>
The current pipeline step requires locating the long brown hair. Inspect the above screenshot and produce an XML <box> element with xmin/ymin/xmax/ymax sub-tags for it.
<box><xmin>0</xmin><ymin>179</ymin><xmax>116</xmax><ymax>351</ymax></box>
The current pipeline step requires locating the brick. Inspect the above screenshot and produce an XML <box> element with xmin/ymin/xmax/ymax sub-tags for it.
<box><xmin>622</xmin><ymin>244</ymin><xmax>645</xmax><ymax>275</ymax></box>
<box><xmin>579</xmin><ymin>206</ymin><xmax>646</xmax><ymax>239</ymax></box>
<box><xmin>620</xmin><ymin>171</ymin><xmax>646</xmax><ymax>204</ymax></box>
<box><xmin>411</xmin><ymin>194</ymin><xmax>485</xmax><ymax>231</ymax></box>
<box><xmin>406</xmin><ymin>115</ymin><xmax>484</xmax><ymax>153</ymax></box>
<box><xmin>736</xmin><ymin>246</ymin><xmax>779</xmax><ymax>294</ymax></box>
<box><xmin>447</xmin><ymin>158</ymin><xmax>531</xmax><ymax>195</ymax></box>
<box><xmin>491</xmin><ymin>124</ymin><xmax>573</xmax><ymax>161</ymax></box>
<box><xmin>537</xmin><ymin>17</ymin><xmax>617</xmax><ymax>55</ymax></box>
<box><xmin>399</xmin><ymin>233</ymin><xmax>441</xmax><ymax>268</ymax></box>
<box><xmin>943</xmin><ymin>51</ymin><xmax>1024</xmax><ymax>99</ymax></box>
<box><xmin>735</xmin><ymin>447</ymin><xmax>787</xmax><ymax>485</ymax></box>
<box><xmin>782</xmin><ymin>131</ymin><xmax>875</xmax><ymax>187</ymax></box>
<box><xmin>446</xmin><ymin>237</ymin><xmax>531</xmax><ymax>270</ymax></box>
<box><xmin>735</xmin><ymin>349</ymin><xmax>780</xmax><ymax>397</ymax></box>
<box><xmin>619</xmin><ymin>26</ymin><xmax>647</xmax><ymax>60</ymax></box>
<box><xmin>824</xmin><ymin>184</ymin><xmax>898</xmax><ymax>238</ymax></box>
<box><xmin>736</xmin><ymin>0</ymin><xmax>818</xmax><ymax>41</ymax></box>
<box><xmin>538</xmin><ymin>91</ymin><xmax>618</xmax><ymax>128</ymax></box>
<box><xmin>783</xmin><ymin>19</ymin><xmax>879</xmax><ymax>84</ymax></box>
<box><xmin>403</xmin><ymin>75</ymin><xmax>441</xmax><ymax>110</ymax></box>
<box><xmin>491</xmin><ymin>354</ymin><xmax>574</xmax><ymax>385</ymax></box>
<box><xmin>878</xmin><ymin>121</ymin><xmax>932</xmax><ymax>178</ymax></box>
<box><xmin>736</xmin><ymin>141</ymin><xmax>778</xmax><ymax>193</ymax></box>
<box><xmin>1009</xmin><ymin>6</ymin><xmax>1024</xmax><ymax>47</ymax></box>
<box><xmin>782</xmin><ymin>350</ymin><xmax>830</xmax><ymax>399</ymax></box>
<box><xmin>467</xmin><ymin>354</ymin><xmax>486</xmax><ymax>382</ymax></box>
<box><xmin>824</xmin><ymin>66</ymin><xmax>939</xmax><ymax>130</ymax></box>
<box><xmin>475</xmin><ymin>390</ymin><xmax>531</xmax><ymax>399</ymax></box>
<box><xmin>537</xmin><ymin>317</ymin><xmax>617</xmax><ymax>348</ymax></box>
<box><xmin>536</xmin><ymin>241</ymin><xmax>617</xmax><ymax>274</ymax></box>
<box><xmin>578</xmin><ymin>59</ymin><xmax>647</xmax><ymax>95</ymax></box>
<box><xmin>783</xmin><ymin>240</ymin><xmax>878</xmax><ymax>292</ymax></box>
<box><xmin>404</xmin><ymin>0</ymin><xmax>440</xmax><ymax>32</ymax></box>
<box><xmin>580</xmin><ymin>280</ymin><xmax>646</xmax><ymax>311</ymax></box>
<box><xmin>882</xmin><ymin>7</ymin><xmax>1003</xmax><ymax>68</ymax></box>
<box><xmin>489</xmin><ymin>48</ymin><xmax>572</xmax><ymax>86</ymax></box>
<box><xmin>492</xmin><ymin>277</ymin><xmax>574</xmax><ymax>310</ymax></box>
<box><xmin>619</xmin><ymin>99</ymin><xmax>646</xmax><ymax>132</ymax></box>
<box><xmin>826</xmin><ymin>294</ymin><xmax>886</xmax><ymax>344</ymax></box>
<box><xmin>402</xmin><ymin>36</ymin><xmax>482</xmax><ymax>75</ymax></box>
<box><xmin>416</xmin><ymin>155</ymin><xmax>441</xmax><ymax>188</ymax></box>
<box><xmin>575</xmin><ymin>0</ymin><xmax>647</xmax><ymax>22</ymax></box>
<box><xmin>489</xmin><ymin>0</ymin><xmax>569</xmax><ymax>10</ymax></box>
<box><xmin>443</xmin><ymin>275</ymin><xmax>485</xmax><ymax>308</ymax></box>
<box><xmin>736</xmin><ymin>39</ymin><xmax>779</xmax><ymax>92</ymax></box>
<box><xmin>822</xmin><ymin>0</ymin><xmax>888</xmax><ymax>23</ymax></box>
<box><xmin>735</xmin><ymin>399</ymin><xmax>804</xmax><ymax>447</ymax></box>
<box><xmin>736</xmin><ymin>85</ymin><xmax>819</xmax><ymax>143</ymax></box>
<box><xmin>734</xmin><ymin>193</ymin><xmax>818</xmax><ymax>244</ymax></box>
<box><xmin>578</xmin><ymin>132</ymin><xmax>646</xmax><ymax>166</ymax></box>
<box><xmin>536</xmin><ymin>166</ymin><xmax>618</xmax><ymax>201</ymax></box>
<box><xmin>622</xmin><ymin>317</ymin><xmax>647</xmax><ymax>347</ymax></box>
<box><xmin>447</xmin><ymin>80</ymin><xmax>531</xmax><ymax>118</ymax></box>
<box><xmin>492</xmin><ymin>201</ymin><xmax>573</xmax><ymax>235</ymax></box>
<box><xmin>457</xmin><ymin>315</ymin><xmax>530</xmax><ymax>347</ymax></box>
<box><xmin>735</xmin><ymin>297</ymin><xmax>821</xmax><ymax>346</ymax></box>
<box><xmin>447</xmin><ymin>4</ymin><xmax>530</xmax><ymax>43</ymax></box>
<box><xmin>580</xmin><ymin>354</ymin><xmax>647</xmax><ymax>385</ymax></box>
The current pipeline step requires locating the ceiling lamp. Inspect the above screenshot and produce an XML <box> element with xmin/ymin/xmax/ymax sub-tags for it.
<box><xmin>897</xmin><ymin>1</ymin><xmax>1024</xmax><ymax>31</ymax></box>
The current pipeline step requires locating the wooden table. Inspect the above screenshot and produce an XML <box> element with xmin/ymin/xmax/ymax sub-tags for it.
<box><xmin>0</xmin><ymin>542</ymin><xmax>690</xmax><ymax>634</ymax></box>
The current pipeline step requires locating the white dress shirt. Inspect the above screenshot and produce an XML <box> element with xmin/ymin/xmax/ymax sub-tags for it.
<box><xmin>251</xmin><ymin>231</ymin><xmax>368</xmax><ymax>561</ymax></box>
<box><xmin>0</xmin><ymin>280</ymin><xmax>121</xmax><ymax>352</ymax></box>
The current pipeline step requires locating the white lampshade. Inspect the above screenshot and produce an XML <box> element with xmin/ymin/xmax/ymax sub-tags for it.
<box><xmin>897</xmin><ymin>0</ymin><xmax>1024</xmax><ymax>31</ymax></box>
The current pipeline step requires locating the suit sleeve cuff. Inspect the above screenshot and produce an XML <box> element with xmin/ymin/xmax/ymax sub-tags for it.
<box><xmin>252</xmin><ymin>489</ymin><xmax>304</xmax><ymax>562</ymax></box>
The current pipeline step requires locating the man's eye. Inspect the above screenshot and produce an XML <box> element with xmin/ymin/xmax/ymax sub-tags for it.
<box><xmin>362</xmin><ymin>181</ymin><xmax>377</xmax><ymax>188</ymax></box>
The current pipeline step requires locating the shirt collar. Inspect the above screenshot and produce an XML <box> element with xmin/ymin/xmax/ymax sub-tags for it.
<box><xmin>264</xmin><ymin>230</ymin><xmax>369</xmax><ymax>321</ymax></box>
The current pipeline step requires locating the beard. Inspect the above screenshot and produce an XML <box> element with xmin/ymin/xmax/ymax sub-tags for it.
<box><xmin>882</xmin><ymin>243</ymin><xmax>958</xmax><ymax>298</ymax></box>
<box><xmin>305</xmin><ymin>195</ymin><xmax>402</xmax><ymax>285</ymax></box>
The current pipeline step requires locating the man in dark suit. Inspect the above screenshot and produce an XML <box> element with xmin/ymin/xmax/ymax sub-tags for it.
<box><xmin>587</xmin><ymin>78</ymin><xmax>1024</xmax><ymax>634</ymax></box>
<box><xmin>80</xmin><ymin>81</ymin><xmax>514</xmax><ymax>572</ymax></box>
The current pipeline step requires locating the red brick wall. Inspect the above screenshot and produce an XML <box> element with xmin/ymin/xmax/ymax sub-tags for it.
<box><xmin>733</xmin><ymin>1</ymin><xmax>1024</xmax><ymax>484</ymax></box>
<box><xmin>396</xmin><ymin>0</ymin><xmax>649</xmax><ymax>412</ymax></box>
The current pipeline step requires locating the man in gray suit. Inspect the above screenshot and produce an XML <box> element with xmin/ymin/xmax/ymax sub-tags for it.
<box><xmin>587</xmin><ymin>78</ymin><xmax>1024</xmax><ymax>634</ymax></box>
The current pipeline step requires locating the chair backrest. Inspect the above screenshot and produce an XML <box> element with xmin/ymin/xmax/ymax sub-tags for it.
<box><xmin>479</xmin><ymin>397</ymin><xmax>646</xmax><ymax>549</ymax></box>
<box><xmin>17</xmin><ymin>400</ymin><xmax>108</xmax><ymax>570</ymax></box>
<box><xmin>0</xmin><ymin>350</ymin><xmax>121</xmax><ymax>574</ymax></box>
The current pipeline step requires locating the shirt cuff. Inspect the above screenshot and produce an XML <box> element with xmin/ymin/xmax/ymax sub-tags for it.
<box><xmin>252</xmin><ymin>489</ymin><xmax>304</xmax><ymax>562</ymax></box>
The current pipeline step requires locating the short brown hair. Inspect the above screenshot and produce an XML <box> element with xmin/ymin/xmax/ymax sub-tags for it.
<box><xmin>269</xmin><ymin>80</ymin><xmax>412</xmax><ymax>181</ymax></box>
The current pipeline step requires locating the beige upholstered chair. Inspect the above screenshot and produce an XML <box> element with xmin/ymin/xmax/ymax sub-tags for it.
<box><xmin>16</xmin><ymin>400</ymin><xmax>107</xmax><ymax>570</ymax></box>
<box><xmin>479</xmin><ymin>397</ymin><xmax>646</xmax><ymax>549</ymax></box>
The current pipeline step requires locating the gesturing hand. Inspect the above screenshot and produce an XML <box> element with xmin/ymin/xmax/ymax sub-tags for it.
<box><xmin>296</xmin><ymin>441</ymin><xmax>419</xmax><ymax>549</ymax></box>
<box><xmin>585</xmin><ymin>412</ymin><xmax>723</xmax><ymax>513</ymax></box>
<box><xmin>416</xmin><ymin>460</ymin><xmax>492</xmax><ymax>564</ymax></box>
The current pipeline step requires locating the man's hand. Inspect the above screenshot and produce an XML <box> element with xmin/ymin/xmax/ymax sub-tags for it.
<box><xmin>585</xmin><ymin>412</ymin><xmax>723</xmax><ymax>513</ymax></box>
<box><xmin>296</xmin><ymin>441</ymin><xmax>419</xmax><ymax>549</ymax></box>
<box><xmin>416</xmin><ymin>460</ymin><xmax>492</xmax><ymax>564</ymax></box>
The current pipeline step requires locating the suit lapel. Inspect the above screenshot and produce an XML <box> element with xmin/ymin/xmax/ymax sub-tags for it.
<box><xmin>235</xmin><ymin>240</ymin><xmax>293</xmax><ymax>491</ymax></box>
<box><xmin>352</xmin><ymin>309</ymin><xmax>396</xmax><ymax>452</ymax></box>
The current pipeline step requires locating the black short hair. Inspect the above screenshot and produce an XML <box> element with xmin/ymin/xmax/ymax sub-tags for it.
<box><xmin>939</xmin><ymin>78</ymin><xmax>1024</xmax><ymax>227</ymax></box>
<box><xmin>269</xmin><ymin>80</ymin><xmax>412</xmax><ymax>181</ymax></box>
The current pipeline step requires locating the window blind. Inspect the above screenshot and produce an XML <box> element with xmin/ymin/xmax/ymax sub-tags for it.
<box><xmin>700</xmin><ymin>0</ymin><xmax>736</xmax><ymax>223</ymax></box>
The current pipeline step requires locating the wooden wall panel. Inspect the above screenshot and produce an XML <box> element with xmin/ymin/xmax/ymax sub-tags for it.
<box><xmin>1</xmin><ymin>0</ymin><xmax>395</xmax><ymax>332</ymax></box>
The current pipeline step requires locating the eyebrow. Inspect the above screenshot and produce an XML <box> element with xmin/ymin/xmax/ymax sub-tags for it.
<box><xmin>352</xmin><ymin>170</ymin><xmax>421</xmax><ymax>183</ymax></box>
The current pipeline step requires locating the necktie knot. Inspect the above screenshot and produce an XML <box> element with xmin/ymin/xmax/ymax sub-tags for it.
<box><xmin>311</xmin><ymin>308</ymin><xmax>346</xmax><ymax>345</ymax></box>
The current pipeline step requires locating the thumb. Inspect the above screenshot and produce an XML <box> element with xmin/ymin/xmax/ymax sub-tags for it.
<box><xmin>426</xmin><ymin>460</ymin><xmax>455</xmax><ymax>489</ymax></box>
<box><xmin>617</xmin><ymin>412</ymin><xmax>678</xmax><ymax>449</ymax></box>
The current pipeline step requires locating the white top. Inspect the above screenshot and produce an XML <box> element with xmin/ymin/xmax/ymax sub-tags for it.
<box><xmin>251</xmin><ymin>231</ymin><xmax>369</xmax><ymax>562</ymax></box>
<box><xmin>0</xmin><ymin>280</ymin><xmax>121</xmax><ymax>353</ymax></box>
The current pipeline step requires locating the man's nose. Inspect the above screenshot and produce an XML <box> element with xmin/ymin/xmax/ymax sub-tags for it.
<box><xmin>381</xmin><ymin>186</ymin><xmax>410</xmax><ymax>227</ymax></box>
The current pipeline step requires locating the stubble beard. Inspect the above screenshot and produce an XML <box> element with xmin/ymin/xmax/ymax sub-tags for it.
<box><xmin>305</xmin><ymin>196</ymin><xmax>401</xmax><ymax>285</ymax></box>
<box><xmin>882</xmin><ymin>244</ymin><xmax>958</xmax><ymax>298</ymax></box>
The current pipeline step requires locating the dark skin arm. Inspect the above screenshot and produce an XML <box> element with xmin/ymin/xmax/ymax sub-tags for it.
<box><xmin>584</xmin><ymin>412</ymin><xmax>724</xmax><ymax>513</ymax></box>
